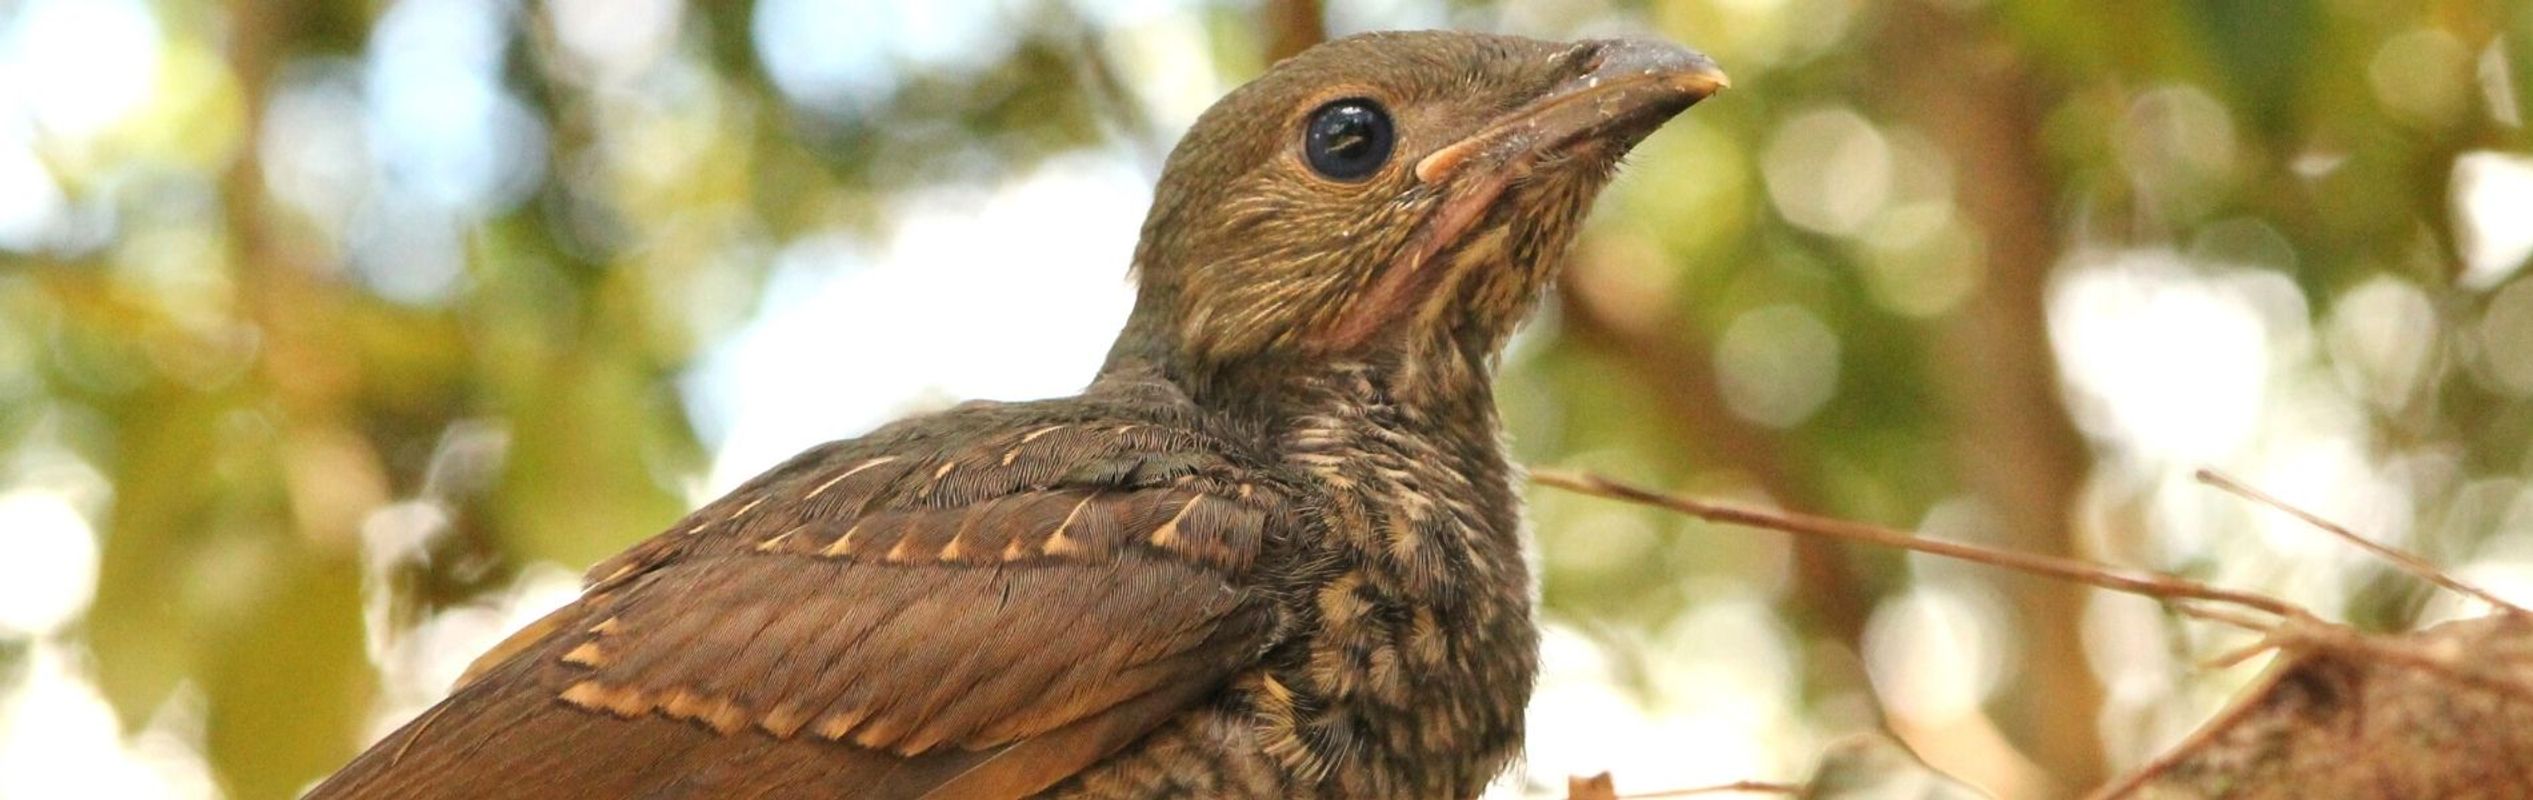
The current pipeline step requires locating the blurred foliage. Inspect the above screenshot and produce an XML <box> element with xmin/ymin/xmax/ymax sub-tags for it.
<box><xmin>0</xmin><ymin>0</ymin><xmax>2529</xmax><ymax>797</ymax></box>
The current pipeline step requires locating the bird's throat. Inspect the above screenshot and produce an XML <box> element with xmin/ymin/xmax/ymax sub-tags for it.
<box><xmin>1319</xmin><ymin>165</ymin><xmax>1523</xmax><ymax>353</ymax></box>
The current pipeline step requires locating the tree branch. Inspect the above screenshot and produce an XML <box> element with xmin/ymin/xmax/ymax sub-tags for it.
<box><xmin>1532</xmin><ymin>470</ymin><xmax>2305</xmax><ymax>619</ymax></box>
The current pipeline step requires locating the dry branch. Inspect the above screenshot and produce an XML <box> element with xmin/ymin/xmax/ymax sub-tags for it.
<box><xmin>1565</xmin><ymin>773</ymin><xmax>1797</xmax><ymax>799</ymax></box>
<box><xmin>1535</xmin><ymin>467</ymin><xmax>2533</xmax><ymax>799</ymax></box>
<box><xmin>2195</xmin><ymin>468</ymin><xmax>2528</xmax><ymax>615</ymax></box>
<box><xmin>1531</xmin><ymin>470</ymin><xmax>2303</xmax><ymax>618</ymax></box>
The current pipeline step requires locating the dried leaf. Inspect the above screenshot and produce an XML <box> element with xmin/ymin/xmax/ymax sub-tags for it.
<box><xmin>1569</xmin><ymin>771</ymin><xmax>1620</xmax><ymax>800</ymax></box>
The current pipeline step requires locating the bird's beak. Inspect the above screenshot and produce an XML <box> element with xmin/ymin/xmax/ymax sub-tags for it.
<box><xmin>1413</xmin><ymin>39</ymin><xmax>1728</xmax><ymax>186</ymax></box>
<box><xmin>1324</xmin><ymin>39</ymin><xmax>1724</xmax><ymax>352</ymax></box>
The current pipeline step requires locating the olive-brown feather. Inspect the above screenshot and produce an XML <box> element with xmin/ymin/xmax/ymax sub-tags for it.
<box><xmin>312</xmin><ymin>29</ymin><xmax>1720</xmax><ymax>800</ymax></box>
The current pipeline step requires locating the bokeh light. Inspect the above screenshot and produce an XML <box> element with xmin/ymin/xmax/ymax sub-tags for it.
<box><xmin>2</xmin><ymin>0</ymin><xmax>2529</xmax><ymax>797</ymax></box>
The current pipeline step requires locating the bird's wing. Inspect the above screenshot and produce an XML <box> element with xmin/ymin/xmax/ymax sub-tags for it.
<box><xmin>311</xmin><ymin>408</ymin><xmax>1288</xmax><ymax>800</ymax></box>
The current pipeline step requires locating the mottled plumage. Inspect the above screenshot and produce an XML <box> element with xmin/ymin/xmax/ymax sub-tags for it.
<box><xmin>313</xmin><ymin>30</ymin><xmax>1722</xmax><ymax>800</ymax></box>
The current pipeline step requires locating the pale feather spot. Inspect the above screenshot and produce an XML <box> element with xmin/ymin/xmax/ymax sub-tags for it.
<box><xmin>916</xmin><ymin>460</ymin><xmax>961</xmax><ymax>499</ymax></box>
<box><xmin>660</xmin><ymin>690</ymin><xmax>747</xmax><ymax>735</ymax></box>
<box><xmin>884</xmin><ymin>536</ymin><xmax>920</xmax><ymax>563</ymax></box>
<box><xmin>560</xmin><ymin>681</ymin><xmax>652</xmax><ymax>718</ymax></box>
<box><xmin>759</xmin><ymin>703</ymin><xmax>812</xmax><ymax>739</ymax></box>
<box><xmin>1148</xmin><ymin>496</ymin><xmax>1205</xmax><ymax>549</ymax></box>
<box><xmin>560</xmin><ymin>641</ymin><xmax>608</xmax><ymax>667</ymax></box>
<box><xmin>1259</xmin><ymin>672</ymin><xmax>1295</xmax><ymax>707</ymax></box>
<box><xmin>753</xmin><ymin>526</ymin><xmax>801</xmax><ymax>552</ymax></box>
<box><xmin>820</xmin><ymin>522</ymin><xmax>867</xmax><ymax>557</ymax></box>
<box><xmin>1317</xmin><ymin>572</ymin><xmax>1366</xmax><ymax>626</ymax></box>
<box><xmin>1409</xmin><ymin>608</ymin><xmax>1447</xmax><ymax>667</ymax></box>
<box><xmin>723</xmin><ymin>495</ymin><xmax>767</xmax><ymax>522</ymax></box>
<box><xmin>813</xmin><ymin>708</ymin><xmax>872</xmax><ymax>741</ymax></box>
<box><xmin>803</xmin><ymin>456</ymin><xmax>900</xmax><ymax>500</ymax></box>
<box><xmin>1041</xmin><ymin>494</ymin><xmax>1099</xmax><ymax>557</ymax></box>
<box><xmin>1042</xmin><ymin>527</ymin><xmax>1086</xmax><ymax>557</ymax></box>
<box><xmin>1367</xmin><ymin>644</ymin><xmax>1406</xmax><ymax>705</ymax></box>
<box><xmin>558</xmin><ymin>681</ymin><xmax>608</xmax><ymax>711</ymax></box>
<box><xmin>849</xmin><ymin>716</ymin><xmax>912</xmax><ymax>751</ymax></box>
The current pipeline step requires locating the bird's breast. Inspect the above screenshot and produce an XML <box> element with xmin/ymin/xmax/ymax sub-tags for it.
<box><xmin>1238</xmin><ymin>368</ymin><xmax>1539</xmax><ymax>797</ymax></box>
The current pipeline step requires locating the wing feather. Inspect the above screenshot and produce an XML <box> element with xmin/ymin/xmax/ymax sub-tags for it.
<box><xmin>312</xmin><ymin>399</ymin><xmax>1285</xmax><ymax>800</ymax></box>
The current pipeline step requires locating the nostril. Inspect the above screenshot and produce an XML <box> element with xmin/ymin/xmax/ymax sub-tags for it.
<box><xmin>1584</xmin><ymin>45</ymin><xmax>1613</xmax><ymax>73</ymax></box>
<box><xmin>1554</xmin><ymin>41</ymin><xmax>1608</xmax><ymax>76</ymax></box>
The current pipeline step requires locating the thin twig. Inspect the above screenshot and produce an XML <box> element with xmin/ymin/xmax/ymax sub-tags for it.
<box><xmin>2169</xmin><ymin>602</ymin><xmax>2287</xmax><ymax>633</ymax></box>
<box><xmin>1620</xmin><ymin>781</ymin><xmax>1802</xmax><ymax>798</ymax></box>
<box><xmin>2196</xmin><ymin>637</ymin><xmax>2281</xmax><ymax>671</ymax></box>
<box><xmin>2168</xmin><ymin>603</ymin><xmax>2291</xmax><ymax>669</ymax></box>
<box><xmin>2194</xmin><ymin>468</ymin><xmax>2529</xmax><ymax>615</ymax></box>
<box><xmin>1532</xmin><ymin>470</ymin><xmax>2306</xmax><ymax>618</ymax></box>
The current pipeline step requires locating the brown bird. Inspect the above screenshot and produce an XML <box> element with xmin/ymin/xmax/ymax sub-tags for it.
<box><xmin>311</xmin><ymin>30</ymin><xmax>1723</xmax><ymax>800</ymax></box>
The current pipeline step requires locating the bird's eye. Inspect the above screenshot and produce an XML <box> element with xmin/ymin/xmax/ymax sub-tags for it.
<box><xmin>1303</xmin><ymin>99</ymin><xmax>1395</xmax><ymax>182</ymax></box>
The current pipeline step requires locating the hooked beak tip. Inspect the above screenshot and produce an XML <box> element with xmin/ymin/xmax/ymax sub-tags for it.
<box><xmin>1581</xmin><ymin>39</ymin><xmax>1730</xmax><ymax>100</ymax></box>
<box><xmin>1673</xmin><ymin>64</ymin><xmax>1731</xmax><ymax>95</ymax></box>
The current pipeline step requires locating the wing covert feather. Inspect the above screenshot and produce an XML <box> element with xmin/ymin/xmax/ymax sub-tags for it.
<box><xmin>312</xmin><ymin>399</ymin><xmax>1288</xmax><ymax>800</ymax></box>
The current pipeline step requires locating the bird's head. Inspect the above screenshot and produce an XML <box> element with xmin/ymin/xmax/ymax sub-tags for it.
<box><xmin>1109</xmin><ymin>31</ymin><xmax>1725</xmax><ymax>396</ymax></box>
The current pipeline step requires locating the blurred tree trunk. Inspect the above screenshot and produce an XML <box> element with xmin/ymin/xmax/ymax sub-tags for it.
<box><xmin>1869</xmin><ymin>1</ymin><xmax>2106</xmax><ymax>792</ymax></box>
<box><xmin>1262</xmin><ymin>0</ymin><xmax>1327</xmax><ymax>63</ymax></box>
<box><xmin>207</xmin><ymin>2</ymin><xmax>380</xmax><ymax>796</ymax></box>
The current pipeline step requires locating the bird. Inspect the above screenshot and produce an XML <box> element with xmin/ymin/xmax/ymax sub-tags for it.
<box><xmin>310</xmin><ymin>30</ymin><xmax>1725</xmax><ymax>800</ymax></box>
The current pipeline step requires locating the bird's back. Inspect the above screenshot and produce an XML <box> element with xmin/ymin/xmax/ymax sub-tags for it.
<box><xmin>312</xmin><ymin>376</ymin><xmax>1295</xmax><ymax>800</ymax></box>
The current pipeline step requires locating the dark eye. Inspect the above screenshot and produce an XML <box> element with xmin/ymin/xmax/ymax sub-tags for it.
<box><xmin>1303</xmin><ymin>99</ymin><xmax>1395</xmax><ymax>181</ymax></box>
